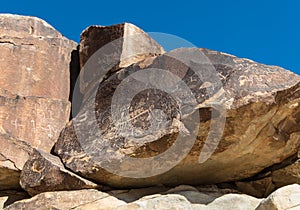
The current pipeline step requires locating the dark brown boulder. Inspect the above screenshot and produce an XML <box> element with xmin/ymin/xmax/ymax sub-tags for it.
<box><xmin>78</xmin><ymin>23</ymin><xmax>165</xmax><ymax>95</ymax></box>
<box><xmin>55</xmin><ymin>47</ymin><xmax>300</xmax><ymax>190</ymax></box>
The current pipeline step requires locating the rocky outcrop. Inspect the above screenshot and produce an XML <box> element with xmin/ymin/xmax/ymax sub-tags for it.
<box><xmin>1</xmin><ymin>15</ymin><xmax>300</xmax><ymax>209</ymax></box>
<box><xmin>4</xmin><ymin>189</ymin><xmax>126</xmax><ymax>210</ymax></box>
<box><xmin>7</xmin><ymin>184</ymin><xmax>300</xmax><ymax>210</ymax></box>
<box><xmin>55</xmin><ymin>46</ymin><xmax>300</xmax><ymax>190</ymax></box>
<box><xmin>0</xmin><ymin>14</ymin><xmax>77</xmax><ymax>190</ymax></box>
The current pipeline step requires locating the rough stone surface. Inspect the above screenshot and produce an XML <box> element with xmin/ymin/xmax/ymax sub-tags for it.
<box><xmin>55</xmin><ymin>47</ymin><xmax>300</xmax><ymax>189</ymax></box>
<box><xmin>272</xmin><ymin>157</ymin><xmax>300</xmax><ymax>189</ymax></box>
<box><xmin>3</xmin><ymin>185</ymin><xmax>263</xmax><ymax>210</ymax></box>
<box><xmin>4</xmin><ymin>189</ymin><xmax>126</xmax><ymax>210</ymax></box>
<box><xmin>20</xmin><ymin>149</ymin><xmax>99</xmax><ymax>196</ymax></box>
<box><xmin>256</xmin><ymin>184</ymin><xmax>300</xmax><ymax>210</ymax></box>
<box><xmin>0</xmin><ymin>14</ymin><xmax>77</xmax><ymax>100</ymax></box>
<box><xmin>0</xmin><ymin>14</ymin><xmax>76</xmax><ymax>191</ymax></box>
<box><xmin>0</xmin><ymin>133</ymin><xmax>33</xmax><ymax>190</ymax></box>
<box><xmin>0</xmin><ymin>191</ymin><xmax>29</xmax><ymax>209</ymax></box>
<box><xmin>0</xmin><ymin>88</ymin><xmax>70</xmax><ymax>152</ymax></box>
<box><xmin>78</xmin><ymin>22</ymin><xmax>165</xmax><ymax>95</ymax></box>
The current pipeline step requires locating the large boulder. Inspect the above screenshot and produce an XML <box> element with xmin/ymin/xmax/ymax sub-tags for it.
<box><xmin>0</xmin><ymin>14</ymin><xmax>77</xmax><ymax>190</ymax></box>
<box><xmin>55</xmin><ymin>44</ymin><xmax>300</xmax><ymax>190</ymax></box>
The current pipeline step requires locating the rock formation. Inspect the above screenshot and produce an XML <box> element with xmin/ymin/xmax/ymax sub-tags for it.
<box><xmin>0</xmin><ymin>14</ymin><xmax>76</xmax><ymax>190</ymax></box>
<box><xmin>0</xmin><ymin>14</ymin><xmax>299</xmax><ymax>209</ymax></box>
<box><xmin>4</xmin><ymin>184</ymin><xmax>300</xmax><ymax>210</ymax></box>
<box><xmin>55</xmin><ymin>45</ymin><xmax>300</xmax><ymax>192</ymax></box>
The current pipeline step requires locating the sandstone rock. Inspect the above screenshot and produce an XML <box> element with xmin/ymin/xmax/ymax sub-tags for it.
<box><xmin>0</xmin><ymin>14</ymin><xmax>77</xmax><ymax>100</ymax></box>
<box><xmin>114</xmin><ymin>192</ymin><xmax>260</xmax><ymax>210</ymax></box>
<box><xmin>235</xmin><ymin>151</ymin><xmax>300</xmax><ymax>197</ymax></box>
<box><xmin>109</xmin><ymin>184</ymin><xmax>236</xmax><ymax>204</ymax></box>
<box><xmin>78</xmin><ymin>22</ymin><xmax>165</xmax><ymax>95</ymax></box>
<box><xmin>0</xmin><ymin>14</ymin><xmax>77</xmax><ymax>191</ymax></box>
<box><xmin>236</xmin><ymin>177</ymin><xmax>276</xmax><ymax>198</ymax></box>
<box><xmin>4</xmin><ymin>189</ymin><xmax>126</xmax><ymax>210</ymax></box>
<box><xmin>116</xmin><ymin>194</ymin><xmax>205</xmax><ymax>210</ymax></box>
<box><xmin>20</xmin><ymin>149</ymin><xmax>99</xmax><ymax>196</ymax></box>
<box><xmin>272</xmin><ymin>157</ymin><xmax>300</xmax><ymax>189</ymax></box>
<box><xmin>0</xmin><ymin>191</ymin><xmax>29</xmax><ymax>209</ymax></box>
<box><xmin>109</xmin><ymin>186</ymin><xmax>169</xmax><ymax>203</ymax></box>
<box><xmin>0</xmin><ymin>88</ymin><xmax>70</xmax><ymax>152</ymax></box>
<box><xmin>0</xmin><ymin>133</ymin><xmax>33</xmax><ymax>190</ymax></box>
<box><xmin>205</xmin><ymin>194</ymin><xmax>261</xmax><ymax>210</ymax></box>
<box><xmin>55</xmin><ymin>47</ymin><xmax>300</xmax><ymax>190</ymax></box>
<box><xmin>11</xmin><ymin>184</ymin><xmax>300</xmax><ymax>210</ymax></box>
<box><xmin>256</xmin><ymin>184</ymin><xmax>300</xmax><ymax>210</ymax></box>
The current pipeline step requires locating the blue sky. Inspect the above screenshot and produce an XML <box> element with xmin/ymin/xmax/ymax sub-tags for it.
<box><xmin>1</xmin><ymin>0</ymin><xmax>300</xmax><ymax>74</ymax></box>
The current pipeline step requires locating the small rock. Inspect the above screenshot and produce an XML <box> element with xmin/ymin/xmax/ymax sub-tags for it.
<box><xmin>20</xmin><ymin>149</ymin><xmax>99</xmax><ymax>196</ymax></box>
<box><xmin>256</xmin><ymin>184</ymin><xmax>300</xmax><ymax>210</ymax></box>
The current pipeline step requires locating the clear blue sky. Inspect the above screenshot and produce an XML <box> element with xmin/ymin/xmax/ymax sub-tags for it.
<box><xmin>2</xmin><ymin>0</ymin><xmax>300</xmax><ymax>74</ymax></box>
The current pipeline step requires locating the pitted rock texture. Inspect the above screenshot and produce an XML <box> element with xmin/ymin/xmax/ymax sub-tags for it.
<box><xmin>55</xmin><ymin>47</ymin><xmax>300</xmax><ymax>191</ymax></box>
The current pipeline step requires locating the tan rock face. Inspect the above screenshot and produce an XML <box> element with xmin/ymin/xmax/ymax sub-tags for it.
<box><xmin>0</xmin><ymin>88</ymin><xmax>70</xmax><ymax>152</ymax></box>
<box><xmin>55</xmin><ymin>47</ymin><xmax>300</xmax><ymax>189</ymax></box>
<box><xmin>0</xmin><ymin>133</ymin><xmax>32</xmax><ymax>190</ymax></box>
<box><xmin>0</xmin><ymin>14</ymin><xmax>77</xmax><ymax>190</ymax></box>
<box><xmin>0</xmin><ymin>14</ymin><xmax>77</xmax><ymax>99</ymax></box>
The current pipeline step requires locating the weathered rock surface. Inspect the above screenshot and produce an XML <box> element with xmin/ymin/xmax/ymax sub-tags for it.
<box><xmin>272</xmin><ymin>156</ymin><xmax>300</xmax><ymax>189</ymax></box>
<box><xmin>3</xmin><ymin>185</ymin><xmax>263</xmax><ymax>210</ymax></box>
<box><xmin>0</xmin><ymin>14</ymin><xmax>77</xmax><ymax>99</ymax></box>
<box><xmin>1</xmin><ymin>16</ymin><xmax>300</xmax><ymax>209</ymax></box>
<box><xmin>0</xmin><ymin>14</ymin><xmax>77</xmax><ymax>191</ymax></box>
<box><xmin>20</xmin><ymin>149</ymin><xmax>99</xmax><ymax>196</ymax></box>
<box><xmin>0</xmin><ymin>88</ymin><xmax>70</xmax><ymax>152</ymax></box>
<box><xmin>256</xmin><ymin>184</ymin><xmax>300</xmax><ymax>210</ymax></box>
<box><xmin>4</xmin><ymin>189</ymin><xmax>126</xmax><ymax>210</ymax></box>
<box><xmin>5</xmin><ymin>184</ymin><xmax>300</xmax><ymax>210</ymax></box>
<box><xmin>78</xmin><ymin>22</ymin><xmax>165</xmax><ymax>95</ymax></box>
<box><xmin>55</xmin><ymin>47</ymin><xmax>300</xmax><ymax>191</ymax></box>
<box><xmin>0</xmin><ymin>133</ymin><xmax>33</xmax><ymax>190</ymax></box>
